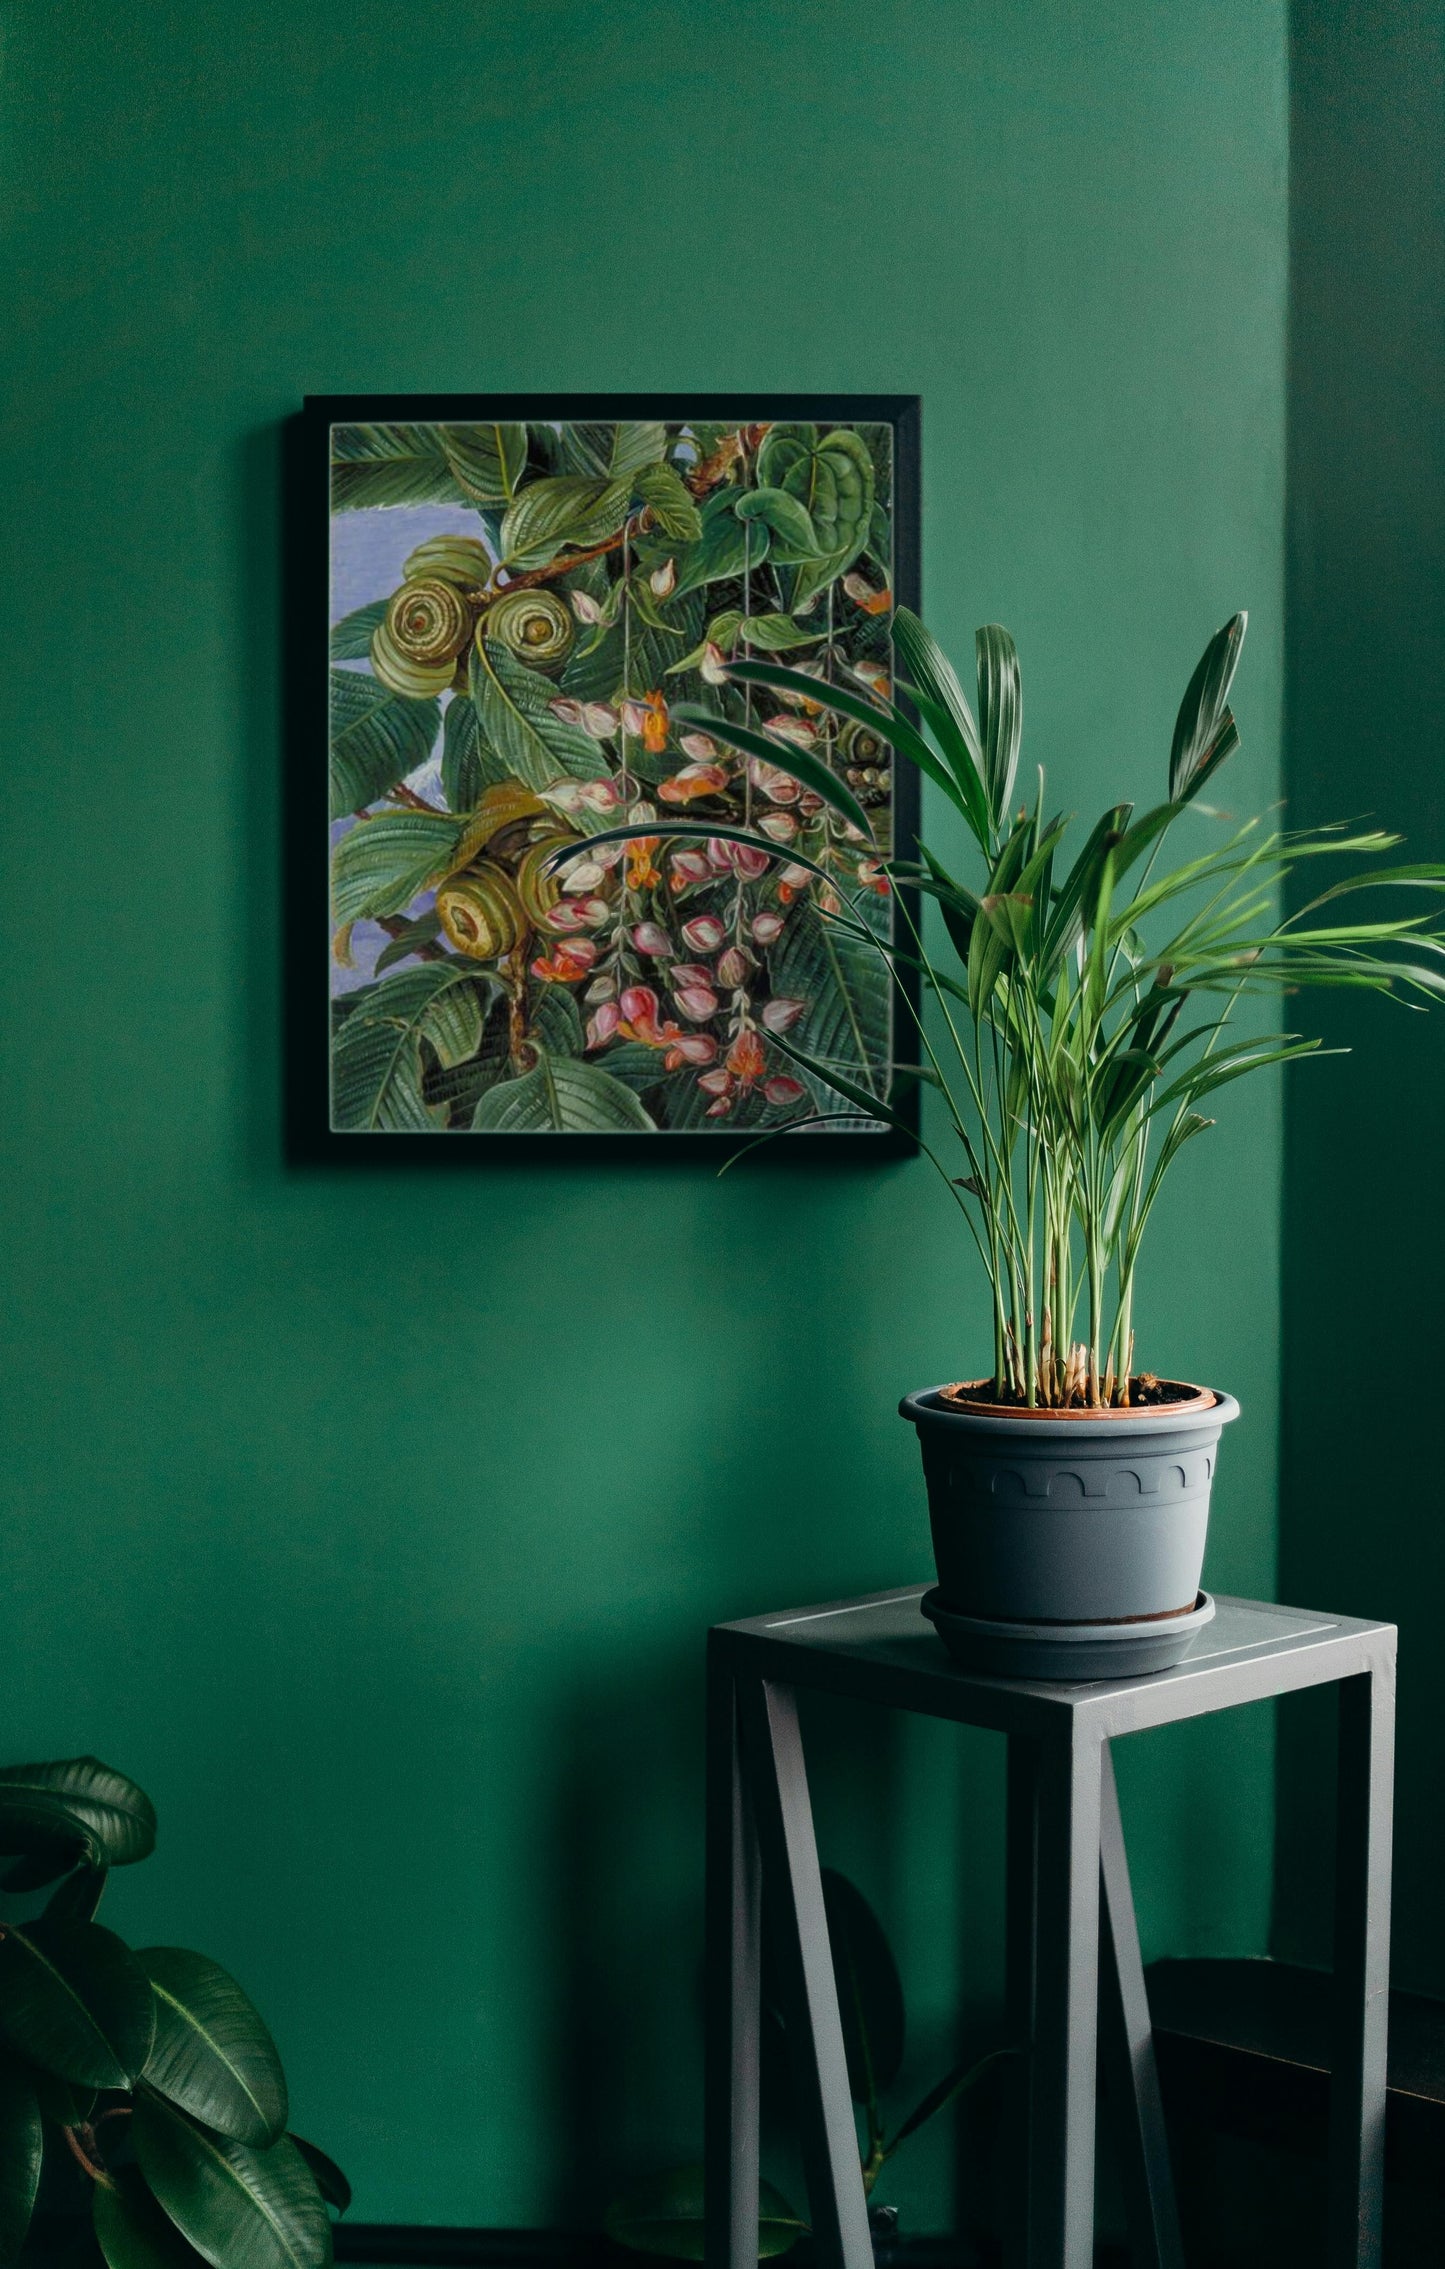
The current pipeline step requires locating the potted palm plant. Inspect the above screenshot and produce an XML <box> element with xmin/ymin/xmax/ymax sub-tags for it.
<box><xmin>560</xmin><ymin>608</ymin><xmax>1445</xmax><ymax>1674</ymax></box>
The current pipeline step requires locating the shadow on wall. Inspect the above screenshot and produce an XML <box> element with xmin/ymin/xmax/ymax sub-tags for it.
<box><xmin>1276</xmin><ymin>0</ymin><xmax>1445</xmax><ymax>1993</ymax></box>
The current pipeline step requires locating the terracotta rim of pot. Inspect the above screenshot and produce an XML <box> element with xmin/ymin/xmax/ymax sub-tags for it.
<box><xmin>934</xmin><ymin>1378</ymin><xmax>1218</xmax><ymax>1420</ymax></box>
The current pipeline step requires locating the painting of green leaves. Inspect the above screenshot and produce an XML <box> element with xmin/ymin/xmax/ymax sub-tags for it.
<box><xmin>318</xmin><ymin>397</ymin><xmax>919</xmax><ymax>1141</ymax></box>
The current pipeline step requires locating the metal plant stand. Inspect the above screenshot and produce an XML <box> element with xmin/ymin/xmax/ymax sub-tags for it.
<box><xmin>704</xmin><ymin>1589</ymin><xmax>1395</xmax><ymax>2269</ymax></box>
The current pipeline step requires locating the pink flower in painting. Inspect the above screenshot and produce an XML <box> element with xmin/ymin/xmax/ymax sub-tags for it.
<box><xmin>555</xmin><ymin>857</ymin><xmax>607</xmax><ymax>895</ymax></box>
<box><xmin>857</xmin><ymin>859</ymin><xmax>891</xmax><ymax>896</ymax></box>
<box><xmin>532</xmin><ymin>937</ymin><xmax>598</xmax><ymax>984</ymax></box>
<box><xmin>585</xmin><ymin>972</ymin><xmax>617</xmax><ymax>1004</ymax></box>
<box><xmin>659</xmin><ymin>763</ymin><xmax>729</xmax><ymax>805</ymax></box>
<box><xmin>669</xmin><ymin>849</ymin><xmax>713</xmax><ymax>893</ymax></box>
<box><xmin>680</xmin><ymin>731</ymin><xmax>719</xmax><ymax>763</ymax></box>
<box><xmin>762</xmin><ymin>997</ymin><xmax>806</xmax><ymax>1034</ymax></box>
<box><xmin>670</xmin><ymin>963</ymin><xmax>713</xmax><ymax>988</ymax></box>
<box><xmin>667</xmin><ymin>1031</ymin><xmax>718</xmax><ymax>1066</ymax></box>
<box><xmin>763</xmin><ymin>715</ymin><xmax>817</xmax><ymax>751</ymax></box>
<box><xmin>586</xmin><ymin>1000</ymin><xmax>623</xmax><ymax>1049</ymax></box>
<box><xmin>632</xmin><ymin>922</ymin><xmax>674</xmax><ymax>957</ymax></box>
<box><xmin>751</xmin><ymin>911</ymin><xmax>786</xmax><ymax>946</ymax></box>
<box><xmin>547</xmin><ymin>895</ymin><xmax>613</xmax><ymax>932</ymax></box>
<box><xmin>716</xmin><ymin>945</ymin><xmax>753</xmax><ymax>990</ymax></box>
<box><xmin>764</xmin><ymin>1075</ymin><xmax>807</xmax><ymax>1107</ymax></box>
<box><xmin>674</xmin><ymin>982</ymin><xmax>720</xmax><ymax>1022</ymax></box>
<box><xmin>681</xmin><ymin>913</ymin><xmax>727</xmax><ymax>954</ymax></box>
<box><xmin>708</xmin><ymin>837</ymin><xmax>771</xmax><ymax>881</ymax></box>
<box><xmin>727</xmin><ymin>1029</ymin><xmax>767</xmax><ymax>1086</ymax></box>
<box><xmin>649</xmin><ymin>559</ymin><xmax>677</xmax><ymax>599</ymax></box>
<box><xmin>620</xmin><ymin>699</ymin><xmax>650</xmax><ymax>739</ymax></box>
<box><xmin>748</xmin><ymin>756</ymin><xmax>801</xmax><ymax>805</ymax></box>
<box><xmin>759</xmin><ymin>812</ymin><xmax>798</xmax><ymax>844</ymax></box>
<box><xmin>700</xmin><ymin>641</ymin><xmax>730</xmax><ymax>684</ymax></box>
<box><xmin>569</xmin><ymin>590</ymin><xmax>603</xmax><ymax>625</ymax></box>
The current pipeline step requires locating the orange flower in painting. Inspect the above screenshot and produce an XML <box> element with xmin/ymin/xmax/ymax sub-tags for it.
<box><xmin>726</xmin><ymin>1029</ymin><xmax>767</xmax><ymax>1087</ymax></box>
<box><xmin>626</xmin><ymin>835</ymin><xmax>663</xmax><ymax>890</ymax></box>
<box><xmin>642</xmin><ymin>690</ymin><xmax>670</xmax><ymax>755</ymax></box>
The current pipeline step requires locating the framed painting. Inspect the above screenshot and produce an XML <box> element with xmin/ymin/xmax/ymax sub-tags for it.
<box><xmin>296</xmin><ymin>393</ymin><xmax>921</xmax><ymax>1154</ymax></box>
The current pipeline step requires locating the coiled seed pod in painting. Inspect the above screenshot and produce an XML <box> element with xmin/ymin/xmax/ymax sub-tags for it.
<box><xmin>312</xmin><ymin>394</ymin><xmax>919</xmax><ymax>1144</ymax></box>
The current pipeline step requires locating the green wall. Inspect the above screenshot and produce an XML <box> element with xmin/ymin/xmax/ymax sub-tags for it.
<box><xmin>1277</xmin><ymin>0</ymin><xmax>1445</xmax><ymax>1996</ymax></box>
<box><xmin>0</xmin><ymin>0</ymin><xmax>1287</xmax><ymax>2230</ymax></box>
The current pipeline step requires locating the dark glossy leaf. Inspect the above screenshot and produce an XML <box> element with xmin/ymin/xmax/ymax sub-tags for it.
<box><xmin>134</xmin><ymin>2095</ymin><xmax>331</xmax><ymax>2269</ymax></box>
<box><xmin>603</xmin><ymin>2164</ymin><xmax>804</xmax><ymax>2261</ymax></box>
<box><xmin>330</xmin><ymin>812</ymin><xmax>463</xmax><ymax>928</ymax></box>
<box><xmin>140</xmin><ymin>1950</ymin><xmax>287</xmax><ymax>2149</ymax></box>
<box><xmin>0</xmin><ymin>2064</ymin><xmax>41</xmax><ymax>2265</ymax></box>
<box><xmin>756</xmin><ymin>427</ymin><xmax>873</xmax><ymax>609</ymax></box>
<box><xmin>44</xmin><ymin>1866</ymin><xmax>106</xmax><ymax>1925</ymax></box>
<box><xmin>820</xmin><ymin>1869</ymin><xmax>905</xmax><ymax>2103</ymax></box>
<box><xmin>470</xmin><ymin>1049</ymin><xmax>656</xmax><ymax>1134</ymax></box>
<box><xmin>1169</xmin><ymin>612</ymin><xmax>1246</xmax><ymax>803</ymax></box>
<box><xmin>733</xmin><ymin>486</ymin><xmax>820</xmax><ymax>559</ymax></box>
<box><xmin>27</xmin><ymin>2062</ymin><xmax>95</xmax><ymax>2126</ymax></box>
<box><xmin>0</xmin><ymin>1921</ymin><xmax>155</xmax><ymax>2089</ymax></box>
<box><xmin>975</xmin><ymin>624</ymin><xmax>1022</xmax><ymax>826</ymax></box>
<box><xmin>470</xmin><ymin>642</ymin><xmax>611</xmax><ymax>789</ymax></box>
<box><xmin>0</xmin><ymin>1761</ymin><xmax>155</xmax><ymax>1875</ymax></box>
<box><xmin>287</xmin><ymin>2140</ymin><xmax>349</xmax><ymax>2218</ymax></box>
<box><xmin>332</xmin><ymin>965</ymin><xmax>492</xmax><ymax>1134</ymax></box>
<box><xmin>329</xmin><ymin>426</ymin><xmax>470</xmax><ymax>513</ymax></box>
<box><xmin>94</xmin><ymin>2168</ymin><xmax>212</xmax><ymax>2269</ymax></box>
<box><xmin>328</xmin><ymin>672</ymin><xmax>440</xmax><ymax>819</ymax></box>
<box><xmin>328</xmin><ymin>603</ymin><xmax>388</xmax><ymax>662</ymax></box>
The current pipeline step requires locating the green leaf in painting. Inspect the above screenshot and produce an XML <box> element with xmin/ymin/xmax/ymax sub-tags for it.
<box><xmin>561</xmin><ymin>421</ymin><xmax>668</xmax><ymax>480</ymax></box>
<box><xmin>328</xmin><ymin>602</ymin><xmax>388</xmax><ymax>661</ymax></box>
<box><xmin>470</xmin><ymin>1049</ymin><xmax>657</xmax><ymax>1133</ymax></box>
<box><xmin>737</xmin><ymin>614</ymin><xmax>830</xmax><ymax>653</ymax></box>
<box><xmin>756</xmin><ymin>427</ymin><xmax>874</xmax><ymax>609</ymax></box>
<box><xmin>140</xmin><ymin>1948</ymin><xmax>288</xmax><ymax>2148</ymax></box>
<box><xmin>328</xmin><ymin>671</ymin><xmax>441</xmax><ymax>819</ymax></box>
<box><xmin>471</xmin><ymin>640</ymin><xmax>611</xmax><ymax>788</ymax></box>
<box><xmin>733</xmin><ymin>485</ymin><xmax>820</xmax><ymax>561</ymax></box>
<box><xmin>441</xmin><ymin>422</ymin><xmax>528</xmax><ymax>506</ymax></box>
<box><xmin>767</xmin><ymin>901</ymin><xmax>891</xmax><ymax>1112</ymax></box>
<box><xmin>0</xmin><ymin>2063</ymin><xmax>41</xmax><ymax>2267</ymax></box>
<box><xmin>133</xmin><ymin>2094</ymin><xmax>333</xmax><ymax>2269</ymax></box>
<box><xmin>632</xmin><ymin>461</ymin><xmax>703</xmax><ymax>543</ymax></box>
<box><xmin>441</xmin><ymin>693</ymin><xmax>510</xmax><ymax>808</ymax></box>
<box><xmin>0</xmin><ymin>1920</ymin><xmax>155</xmax><ymax>2090</ymax></box>
<box><xmin>669</xmin><ymin>491</ymin><xmax>769</xmax><ymax>598</ymax></box>
<box><xmin>329</xmin><ymin>425</ymin><xmax>470</xmax><ymax>512</ymax></box>
<box><xmin>94</xmin><ymin>2168</ymin><xmax>212</xmax><ymax>2269</ymax></box>
<box><xmin>0</xmin><ymin>1758</ymin><xmax>156</xmax><ymax>1880</ymax></box>
<box><xmin>330</xmin><ymin>812</ymin><xmax>464</xmax><ymax>928</ymax></box>
<box><xmin>332</xmin><ymin>965</ymin><xmax>491</xmax><ymax>1134</ymax></box>
<box><xmin>374</xmin><ymin>913</ymin><xmax>443</xmax><ymax>974</ymax></box>
<box><xmin>499</xmin><ymin>476</ymin><xmax>630</xmax><ymax>572</ymax></box>
<box><xmin>603</xmin><ymin>2165</ymin><xmax>804</xmax><ymax>2261</ymax></box>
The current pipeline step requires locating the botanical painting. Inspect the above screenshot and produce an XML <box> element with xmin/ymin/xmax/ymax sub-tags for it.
<box><xmin>324</xmin><ymin>404</ymin><xmax>913</xmax><ymax>1137</ymax></box>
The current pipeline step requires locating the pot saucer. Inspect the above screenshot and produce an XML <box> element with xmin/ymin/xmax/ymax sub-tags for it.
<box><xmin>920</xmin><ymin>1588</ymin><xmax>1216</xmax><ymax>1681</ymax></box>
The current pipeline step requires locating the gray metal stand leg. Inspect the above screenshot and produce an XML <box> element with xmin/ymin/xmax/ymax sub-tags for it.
<box><xmin>705</xmin><ymin>1650</ymin><xmax>761</xmax><ymax>2269</ymax></box>
<box><xmin>1032</xmin><ymin>1730</ymin><xmax>1103</xmax><ymax>2269</ymax></box>
<box><xmin>1098</xmin><ymin>1743</ymin><xmax>1184</xmax><ymax>2269</ymax></box>
<box><xmin>1004</xmin><ymin>1737</ymin><xmax>1039</xmax><ymax>2269</ymax></box>
<box><xmin>1328</xmin><ymin>1662</ymin><xmax>1395</xmax><ymax>2269</ymax></box>
<box><xmin>738</xmin><ymin>1678</ymin><xmax>873</xmax><ymax>2269</ymax></box>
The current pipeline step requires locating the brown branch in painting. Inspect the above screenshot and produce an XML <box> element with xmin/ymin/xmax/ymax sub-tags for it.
<box><xmin>504</xmin><ymin>940</ymin><xmax>532</xmax><ymax>1070</ymax></box>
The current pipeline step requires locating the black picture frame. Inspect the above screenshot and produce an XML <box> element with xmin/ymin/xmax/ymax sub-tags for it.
<box><xmin>288</xmin><ymin>393</ymin><xmax>921</xmax><ymax>1163</ymax></box>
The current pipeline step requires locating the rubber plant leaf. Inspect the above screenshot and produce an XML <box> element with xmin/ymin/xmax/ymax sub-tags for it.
<box><xmin>0</xmin><ymin>1920</ymin><xmax>155</xmax><ymax>2089</ymax></box>
<box><xmin>134</xmin><ymin>2093</ymin><xmax>333</xmax><ymax>2269</ymax></box>
<box><xmin>140</xmin><ymin>1948</ymin><xmax>288</xmax><ymax>2148</ymax></box>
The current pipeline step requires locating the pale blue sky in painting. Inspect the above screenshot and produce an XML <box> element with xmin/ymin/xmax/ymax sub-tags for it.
<box><xmin>330</xmin><ymin>503</ymin><xmax>492</xmax><ymax>995</ymax></box>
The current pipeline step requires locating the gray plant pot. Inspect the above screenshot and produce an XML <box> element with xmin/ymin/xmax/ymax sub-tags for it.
<box><xmin>898</xmin><ymin>1384</ymin><xmax>1241</xmax><ymax>1627</ymax></box>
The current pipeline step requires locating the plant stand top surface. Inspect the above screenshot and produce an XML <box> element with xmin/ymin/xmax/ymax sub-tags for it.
<box><xmin>711</xmin><ymin>1586</ymin><xmax>1396</xmax><ymax>1741</ymax></box>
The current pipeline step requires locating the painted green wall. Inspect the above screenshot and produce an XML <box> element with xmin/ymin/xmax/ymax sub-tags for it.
<box><xmin>1277</xmin><ymin>0</ymin><xmax>1445</xmax><ymax>1996</ymax></box>
<box><xmin>0</xmin><ymin>0</ymin><xmax>1286</xmax><ymax>2230</ymax></box>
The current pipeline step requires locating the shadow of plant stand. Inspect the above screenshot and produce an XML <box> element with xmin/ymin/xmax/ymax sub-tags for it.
<box><xmin>704</xmin><ymin>1589</ymin><xmax>1395</xmax><ymax>2269</ymax></box>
